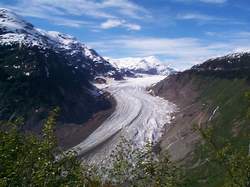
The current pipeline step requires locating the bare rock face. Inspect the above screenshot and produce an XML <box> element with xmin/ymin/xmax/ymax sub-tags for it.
<box><xmin>151</xmin><ymin>72</ymin><xmax>209</xmax><ymax>161</ymax></box>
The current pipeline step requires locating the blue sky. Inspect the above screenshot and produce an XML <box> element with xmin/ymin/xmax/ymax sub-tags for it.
<box><xmin>1</xmin><ymin>0</ymin><xmax>250</xmax><ymax>69</ymax></box>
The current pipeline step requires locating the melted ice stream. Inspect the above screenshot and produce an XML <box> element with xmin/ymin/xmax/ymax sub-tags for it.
<box><xmin>72</xmin><ymin>75</ymin><xmax>176</xmax><ymax>162</ymax></box>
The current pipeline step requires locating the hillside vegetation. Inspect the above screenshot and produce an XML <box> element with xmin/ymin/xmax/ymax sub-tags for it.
<box><xmin>0</xmin><ymin>109</ymin><xmax>187</xmax><ymax>187</ymax></box>
<box><xmin>180</xmin><ymin>74</ymin><xmax>249</xmax><ymax>187</ymax></box>
<box><xmin>0</xmin><ymin>104</ymin><xmax>249</xmax><ymax>187</ymax></box>
<box><xmin>151</xmin><ymin>53</ymin><xmax>250</xmax><ymax>187</ymax></box>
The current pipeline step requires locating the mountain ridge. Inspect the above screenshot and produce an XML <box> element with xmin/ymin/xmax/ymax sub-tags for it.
<box><xmin>106</xmin><ymin>56</ymin><xmax>176</xmax><ymax>76</ymax></box>
<box><xmin>0</xmin><ymin>8</ymin><xmax>122</xmax><ymax>80</ymax></box>
<box><xmin>0</xmin><ymin>8</ymin><xmax>119</xmax><ymax>127</ymax></box>
<box><xmin>150</xmin><ymin>51</ymin><xmax>250</xmax><ymax>187</ymax></box>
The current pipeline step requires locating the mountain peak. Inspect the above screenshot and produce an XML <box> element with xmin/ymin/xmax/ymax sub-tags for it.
<box><xmin>0</xmin><ymin>8</ymin><xmax>122</xmax><ymax>79</ymax></box>
<box><xmin>0</xmin><ymin>8</ymin><xmax>123</xmax><ymax>124</ymax></box>
<box><xmin>106</xmin><ymin>56</ymin><xmax>176</xmax><ymax>76</ymax></box>
<box><xmin>0</xmin><ymin>8</ymin><xmax>34</xmax><ymax>34</ymax></box>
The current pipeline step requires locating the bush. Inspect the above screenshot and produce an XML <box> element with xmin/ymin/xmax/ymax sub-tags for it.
<box><xmin>195</xmin><ymin>125</ymin><xmax>250</xmax><ymax>187</ymax></box>
<box><xmin>102</xmin><ymin>138</ymin><xmax>186</xmax><ymax>187</ymax></box>
<box><xmin>0</xmin><ymin>108</ymin><xmax>87</xmax><ymax>186</ymax></box>
<box><xmin>0</xmin><ymin>109</ymin><xmax>186</xmax><ymax>187</ymax></box>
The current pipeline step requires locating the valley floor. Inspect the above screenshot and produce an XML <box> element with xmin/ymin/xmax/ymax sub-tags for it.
<box><xmin>71</xmin><ymin>75</ymin><xmax>176</xmax><ymax>162</ymax></box>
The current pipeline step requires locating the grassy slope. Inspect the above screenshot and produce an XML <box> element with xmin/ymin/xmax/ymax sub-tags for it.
<box><xmin>186</xmin><ymin>75</ymin><xmax>250</xmax><ymax>187</ymax></box>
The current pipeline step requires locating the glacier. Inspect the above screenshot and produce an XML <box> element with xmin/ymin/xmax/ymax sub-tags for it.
<box><xmin>71</xmin><ymin>75</ymin><xmax>176</xmax><ymax>162</ymax></box>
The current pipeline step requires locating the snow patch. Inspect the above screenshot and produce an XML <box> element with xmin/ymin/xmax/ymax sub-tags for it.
<box><xmin>106</xmin><ymin>56</ymin><xmax>175</xmax><ymax>76</ymax></box>
<box><xmin>72</xmin><ymin>75</ymin><xmax>176</xmax><ymax>162</ymax></box>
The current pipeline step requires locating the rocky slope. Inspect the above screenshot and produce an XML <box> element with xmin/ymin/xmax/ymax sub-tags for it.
<box><xmin>106</xmin><ymin>56</ymin><xmax>175</xmax><ymax>76</ymax></box>
<box><xmin>0</xmin><ymin>9</ymin><xmax>122</xmax><ymax>80</ymax></box>
<box><xmin>0</xmin><ymin>8</ymin><xmax>122</xmax><ymax>128</ymax></box>
<box><xmin>150</xmin><ymin>52</ymin><xmax>250</xmax><ymax>186</ymax></box>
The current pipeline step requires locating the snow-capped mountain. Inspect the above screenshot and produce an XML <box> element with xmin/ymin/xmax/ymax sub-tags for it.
<box><xmin>0</xmin><ymin>8</ymin><xmax>116</xmax><ymax>124</ymax></box>
<box><xmin>0</xmin><ymin>8</ymin><xmax>122</xmax><ymax>80</ymax></box>
<box><xmin>191</xmin><ymin>52</ymin><xmax>250</xmax><ymax>72</ymax></box>
<box><xmin>106</xmin><ymin>56</ymin><xmax>175</xmax><ymax>76</ymax></box>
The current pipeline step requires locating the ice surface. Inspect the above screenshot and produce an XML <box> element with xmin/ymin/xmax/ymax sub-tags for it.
<box><xmin>71</xmin><ymin>75</ymin><xmax>176</xmax><ymax>162</ymax></box>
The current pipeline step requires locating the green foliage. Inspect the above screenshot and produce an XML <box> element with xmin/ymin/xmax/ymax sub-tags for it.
<box><xmin>0</xmin><ymin>109</ymin><xmax>185</xmax><ymax>187</ymax></box>
<box><xmin>1</xmin><ymin>77</ymin><xmax>249</xmax><ymax>187</ymax></box>
<box><xmin>196</xmin><ymin>126</ymin><xmax>250</xmax><ymax>187</ymax></box>
<box><xmin>245</xmin><ymin>92</ymin><xmax>250</xmax><ymax>120</ymax></box>
<box><xmin>104</xmin><ymin>138</ymin><xmax>186</xmax><ymax>187</ymax></box>
<box><xmin>187</xmin><ymin>88</ymin><xmax>250</xmax><ymax>186</ymax></box>
<box><xmin>0</xmin><ymin>108</ymin><xmax>86</xmax><ymax>186</ymax></box>
<box><xmin>185</xmin><ymin>76</ymin><xmax>250</xmax><ymax>187</ymax></box>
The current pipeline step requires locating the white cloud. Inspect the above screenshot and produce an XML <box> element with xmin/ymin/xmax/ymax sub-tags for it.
<box><xmin>102</xmin><ymin>0</ymin><xmax>149</xmax><ymax>19</ymax></box>
<box><xmin>51</xmin><ymin>18</ymin><xmax>90</xmax><ymax>28</ymax></box>
<box><xmin>125</xmin><ymin>23</ymin><xmax>141</xmax><ymax>31</ymax></box>
<box><xmin>175</xmin><ymin>0</ymin><xmax>227</xmax><ymax>4</ymax></box>
<box><xmin>236</xmin><ymin>32</ymin><xmax>250</xmax><ymax>37</ymax></box>
<box><xmin>177</xmin><ymin>13</ymin><xmax>222</xmax><ymax>21</ymax></box>
<box><xmin>176</xmin><ymin>12</ymin><xmax>245</xmax><ymax>26</ymax></box>
<box><xmin>0</xmin><ymin>0</ymin><xmax>147</xmax><ymax>29</ymax></box>
<box><xmin>100</xmin><ymin>19</ymin><xmax>141</xmax><ymax>30</ymax></box>
<box><xmin>0</xmin><ymin>5</ymin><xmax>92</xmax><ymax>28</ymax></box>
<box><xmin>88</xmin><ymin>36</ymin><xmax>250</xmax><ymax>70</ymax></box>
<box><xmin>199</xmin><ymin>0</ymin><xmax>227</xmax><ymax>4</ymax></box>
<box><xmin>101</xmin><ymin>19</ymin><xmax>123</xmax><ymax>29</ymax></box>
